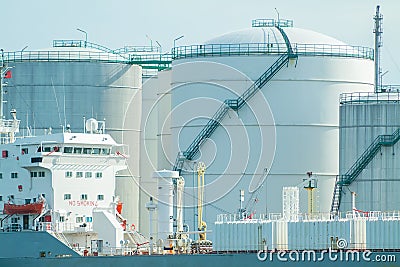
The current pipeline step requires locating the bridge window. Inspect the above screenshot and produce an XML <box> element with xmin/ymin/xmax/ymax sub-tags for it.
<box><xmin>64</xmin><ymin>147</ymin><xmax>73</xmax><ymax>153</ymax></box>
<box><xmin>76</xmin><ymin>172</ymin><xmax>83</xmax><ymax>178</ymax></box>
<box><xmin>97</xmin><ymin>195</ymin><xmax>104</xmax><ymax>201</ymax></box>
<box><xmin>83</xmin><ymin>148</ymin><xmax>92</xmax><ymax>154</ymax></box>
<box><xmin>92</xmin><ymin>148</ymin><xmax>101</xmax><ymax>154</ymax></box>
<box><xmin>74</xmin><ymin>147</ymin><xmax>82</xmax><ymax>154</ymax></box>
<box><xmin>65</xmin><ymin>171</ymin><xmax>73</xmax><ymax>178</ymax></box>
<box><xmin>76</xmin><ymin>217</ymin><xmax>83</xmax><ymax>223</ymax></box>
<box><xmin>30</xmin><ymin>172</ymin><xmax>38</xmax><ymax>178</ymax></box>
<box><xmin>11</xmin><ymin>172</ymin><xmax>18</xmax><ymax>179</ymax></box>
<box><xmin>21</xmin><ymin>148</ymin><xmax>28</xmax><ymax>154</ymax></box>
<box><xmin>80</xmin><ymin>194</ymin><xmax>88</xmax><ymax>200</ymax></box>
<box><xmin>101</xmin><ymin>148</ymin><xmax>110</xmax><ymax>155</ymax></box>
<box><xmin>64</xmin><ymin>194</ymin><xmax>71</xmax><ymax>200</ymax></box>
<box><xmin>38</xmin><ymin>171</ymin><xmax>45</xmax><ymax>177</ymax></box>
<box><xmin>85</xmin><ymin>172</ymin><xmax>92</xmax><ymax>178</ymax></box>
<box><xmin>95</xmin><ymin>172</ymin><xmax>102</xmax><ymax>179</ymax></box>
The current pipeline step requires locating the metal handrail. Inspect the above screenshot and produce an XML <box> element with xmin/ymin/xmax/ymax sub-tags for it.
<box><xmin>339</xmin><ymin>128</ymin><xmax>400</xmax><ymax>186</ymax></box>
<box><xmin>3</xmin><ymin>50</ymin><xmax>172</xmax><ymax>70</ymax></box>
<box><xmin>340</xmin><ymin>91</ymin><xmax>400</xmax><ymax>104</ymax></box>
<box><xmin>172</xmin><ymin>43</ymin><xmax>373</xmax><ymax>60</ymax></box>
<box><xmin>113</xmin><ymin>46</ymin><xmax>162</xmax><ymax>54</ymax></box>
<box><xmin>53</xmin><ymin>40</ymin><xmax>115</xmax><ymax>54</ymax></box>
<box><xmin>252</xmin><ymin>19</ymin><xmax>294</xmax><ymax>28</ymax></box>
<box><xmin>3</xmin><ymin>50</ymin><xmax>130</xmax><ymax>64</ymax></box>
<box><xmin>128</xmin><ymin>53</ymin><xmax>173</xmax><ymax>62</ymax></box>
<box><xmin>173</xmin><ymin>53</ymin><xmax>290</xmax><ymax>171</ymax></box>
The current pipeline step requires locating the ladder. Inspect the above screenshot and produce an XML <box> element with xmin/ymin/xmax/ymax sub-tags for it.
<box><xmin>331</xmin><ymin>128</ymin><xmax>400</xmax><ymax>214</ymax></box>
<box><xmin>173</xmin><ymin>25</ymin><xmax>297</xmax><ymax>173</ymax></box>
<box><xmin>173</xmin><ymin>53</ymin><xmax>294</xmax><ymax>172</ymax></box>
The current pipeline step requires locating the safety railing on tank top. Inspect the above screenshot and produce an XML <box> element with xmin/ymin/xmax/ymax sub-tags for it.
<box><xmin>53</xmin><ymin>40</ymin><xmax>115</xmax><ymax>54</ymax></box>
<box><xmin>340</xmin><ymin>90</ymin><xmax>400</xmax><ymax>105</ymax></box>
<box><xmin>172</xmin><ymin>43</ymin><xmax>374</xmax><ymax>60</ymax></box>
<box><xmin>113</xmin><ymin>45</ymin><xmax>162</xmax><ymax>54</ymax></box>
<box><xmin>2</xmin><ymin>50</ymin><xmax>130</xmax><ymax>64</ymax></box>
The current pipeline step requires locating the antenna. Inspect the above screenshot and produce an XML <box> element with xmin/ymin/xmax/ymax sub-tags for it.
<box><xmin>374</xmin><ymin>5</ymin><xmax>383</xmax><ymax>93</ymax></box>
<box><xmin>1</xmin><ymin>49</ymin><xmax>5</xmax><ymax>119</ymax></box>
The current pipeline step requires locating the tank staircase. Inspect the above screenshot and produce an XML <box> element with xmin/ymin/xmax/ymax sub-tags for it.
<box><xmin>331</xmin><ymin>128</ymin><xmax>400</xmax><ymax>214</ymax></box>
<box><xmin>173</xmin><ymin>40</ymin><xmax>297</xmax><ymax>172</ymax></box>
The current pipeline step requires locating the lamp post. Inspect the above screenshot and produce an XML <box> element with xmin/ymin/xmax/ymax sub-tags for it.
<box><xmin>173</xmin><ymin>35</ymin><xmax>184</xmax><ymax>59</ymax></box>
<box><xmin>274</xmin><ymin>8</ymin><xmax>280</xmax><ymax>25</ymax></box>
<box><xmin>380</xmin><ymin>70</ymin><xmax>389</xmax><ymax>92</ymax></box>
<box><xmin>156</xmin><ymin>41</ymin><xmax>162</xmax><ymax>53</ymax></box>
<box><xmin>77</xmin><ymin>28</ymin><xmax>88</xmax><ymax>48</ymax></box>
<box><xmin>174</xmin><ymin>35</ymin><xmax>184</xmax><ymax>48</ymax></box>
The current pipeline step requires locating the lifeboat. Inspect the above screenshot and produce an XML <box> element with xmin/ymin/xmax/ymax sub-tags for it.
<box><xmin>3</xmin><ymin>201</ymin><xmax>44</xmax><ymax>215</ymax></box>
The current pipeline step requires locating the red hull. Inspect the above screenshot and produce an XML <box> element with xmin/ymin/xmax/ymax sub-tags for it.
<box><xmin>3</xmin><ymin>202</ymin><xmax>44</xmax><ymax>215</ymax></box>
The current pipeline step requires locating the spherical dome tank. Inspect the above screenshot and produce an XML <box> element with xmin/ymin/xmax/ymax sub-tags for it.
<box><xmin>339</xmin><ymin>91</ymin><xmax>400</xmax><ymax>212</ymax></box>
<box><xmin>3</xmin><ymin>42</ymin><xmax>142</xmax><ymax>226</ymax></box>
<box><xmin>169</xmin><ymin>20</ymin><xmax>374</xmax><ymax>234</ymax></box>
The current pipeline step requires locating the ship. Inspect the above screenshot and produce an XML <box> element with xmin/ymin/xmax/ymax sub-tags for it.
<box><xmin>1</xmin><ymin>5</ymin><xmax>400</xmax><ymax>267</ymax></box>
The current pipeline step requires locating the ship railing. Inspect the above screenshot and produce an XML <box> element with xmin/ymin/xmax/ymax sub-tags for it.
<box><xmin>345</xmin><ymin>210</ymin><xmax>400</xmax><ymax>220</ymax></box>
<box><xmin>0</xmin><ymin>136</ymin><xmax>16</xmax><ymax>144</ymax></box>
<box><xmin>36</xmin><ymin>222</ymin><xmax>93</xmax><ymax>232</ymax></box>
<box><xmin>216</xmin><ymin>212</ymin><xmax>345</xmax><ymax>223</ymax></box>
<box><xmin>216</xmin><ymin>213</ymin><xmax>285</xmax><ymax>223</ymax></box>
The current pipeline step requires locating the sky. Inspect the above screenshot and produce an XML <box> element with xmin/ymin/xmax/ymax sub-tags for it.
<box><xmin>1</xmin><ymin>0</ymin><xmax>399</xmax><ymax>84</ymax></box>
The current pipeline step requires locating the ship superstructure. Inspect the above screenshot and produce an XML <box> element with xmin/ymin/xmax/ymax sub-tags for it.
<box><xmin>0</xmin><ymin>112</ymin><xmax>134</xmax><ymax>251</ymax></box>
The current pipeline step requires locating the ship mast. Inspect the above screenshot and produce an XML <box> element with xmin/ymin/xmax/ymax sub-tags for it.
<box><xmin>0</xmin><ymin>49</ymin><xmax>20</xmax><ymax>143</ymax></box>
<box><xmin>374</xmin><ymin>5</ymin><xmax>383</xmax><ymax>93</ymax></box>
<box><xmin>1</xmin><ymin>49</ymin><xmax>5</xmax><ymax>119</ymax></box>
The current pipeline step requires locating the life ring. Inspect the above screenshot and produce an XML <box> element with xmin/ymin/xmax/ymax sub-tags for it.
<box><xmin>46</xmin><ymin>224</ymin><xmax>51</xmax><ymax>230</ymax></box>
<box><xmin>130</xmin><ymin>224</ymin><xmax>136</xmax><ymax>231</ymax></box>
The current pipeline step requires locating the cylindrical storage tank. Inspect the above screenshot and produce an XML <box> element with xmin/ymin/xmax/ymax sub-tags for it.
<box><xmin>169</xmin><ymin>20</ymin><xmax>374</xmax><ymax>232</ymax></box>
<box><xmin>139</xmin><ymin>69</ymin><xmax>172</xmax><ymax>235</ymax></box>
<box><xmin>3</xmin><ymin>42</ymin><xmax>142</xmax><ymax>226</ymax></box>
<box><xmin>339</xmin><ymin>92</ymin><xmax>400</xmax><ymax>212</ymax></box>
<box><xmin>153</xmin><ymin>170</ymin><xmax>179</xmax><ymax>244</ymax></box>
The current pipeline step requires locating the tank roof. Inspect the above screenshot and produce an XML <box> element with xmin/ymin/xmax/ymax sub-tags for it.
<box><xmin>173</xmin><ymin>22</ymin><xmax>373</xmax><ymax>60</ymax></box>
<box><xmin>205</xmin><ymin>27</ymin><xmax>346</xmax><ymax>46</ymax></box>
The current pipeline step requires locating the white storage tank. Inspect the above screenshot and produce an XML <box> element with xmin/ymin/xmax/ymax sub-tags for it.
<box><xmin>169</xmin><ymin>19</ymin><xmax>374</xmax><ymax>233</ymax></box>
<box><xmin>139</xmin><ymin>69</ymin><xmax>173</xmax><ymax>234</ymax></box>
<box><xmin>3</xmin><ymin>41</ymin><xmax>142</xmax><ymax>226</ymax></box>
<box><xmin>339</xmin><ymin>91</ymin><xmax>400</xmax><ymax>212</ymax></box>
